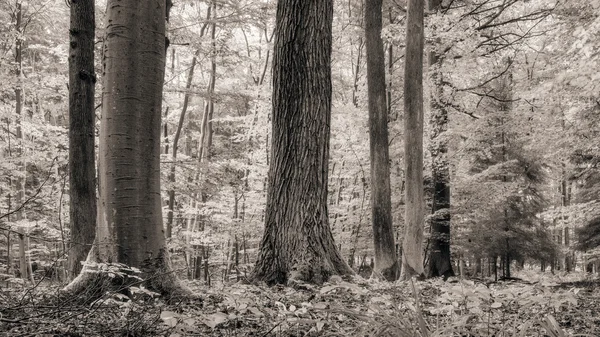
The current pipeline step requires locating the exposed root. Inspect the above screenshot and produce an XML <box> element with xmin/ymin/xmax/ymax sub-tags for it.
<box><xmin>59</xmin><ymin>249</ymin><xmax>199</xmax><ymax>305</ymax></box>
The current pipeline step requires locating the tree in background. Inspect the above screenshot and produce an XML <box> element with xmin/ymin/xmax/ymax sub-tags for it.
<box><xmin>364</xmin><ymin>0</ymin><xmax>398</xmax><ymax>281</ymax></box>
<box><xmin>252</xmin><ymin>0</ymin><xmax>354</xmax><ymax>285</ymax></box>
<box><xmin>455</xmin><ymin>60</ymin><xmax>554</xmax><ymax>279</ymax></box>
<box><xmin>401</xmin><ymin>0</ymin><xmax>425</xmax><ymax>279</ymax></box>
<box><xmin>425</xmin><ymin>0</ymin><xmax>454</xmax><ymax>279</ymax></box>
<box><xmin>64</xmin><ymin>0</ymin><xmax>189</xmax><ymax>299</ymax></box>
<box><xmin>67</xmin><ymin>0</ymin><xmax>96</xmax><ymax>278</ymax></box>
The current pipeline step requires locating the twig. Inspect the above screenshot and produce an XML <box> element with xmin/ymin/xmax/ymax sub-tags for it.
<box><xmin>0</xmin><ymin>157</ymin><xmax>58</xmax><ymax>221</ymax></box>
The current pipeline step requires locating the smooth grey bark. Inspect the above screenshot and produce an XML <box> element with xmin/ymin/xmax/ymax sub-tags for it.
<box><xmin>68</xmin><ymin>0</ymin><xmax>97</xmax><ymax>278</ymax></box>
<box><xmin>365</xmin><ymin>0</ymin><xmax>399</xmax><ymax>281</ymax></box>
<box><xmin>252</xmin><ymin>0</ymin><xmax>354</xmax><ymax>285</ymax></box>
<box><xmin>401</xmin><ymin>0</ymin><xmax>426</xmax><ymax>280</ymax></box>
<box><xmin>64</xmin><ymin>0</ymin><xmax>190</xmax><ymax>300</ymax></box>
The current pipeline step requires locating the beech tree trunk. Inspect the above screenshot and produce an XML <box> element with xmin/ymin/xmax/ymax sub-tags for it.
<box><xmin>68</xmin><ymin>0</ymin><xmax>97</xmax><ymax>278</ymax></box>
<box><xmin>64</xmin><ymin>0</ymin><xmax>189</xmax><ymax>299</ymax></box>
<box><xmin>365</xmin><ymin>0</ymin><xmax>399</xmax><ymax>281</ymax></box>
<box><xmin>426</xmin><ymin>0</ymin><xmax>454</xmax><ymax>279</ymax></box>
<box><xmin>401</xmin><ymin>0</ymin><xmax>425</xmax><ymax>280</ymax></box>
<box><xmin>252</xmin><ymin>0</ymin><xmax>353</xmax><ymax>285</ymax></box>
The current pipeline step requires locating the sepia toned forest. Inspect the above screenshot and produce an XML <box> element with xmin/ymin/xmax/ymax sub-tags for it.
<box><xmin>0</xmin><ymin>0</ymin><xmax>599</xmax><ymax>335</ymax></box>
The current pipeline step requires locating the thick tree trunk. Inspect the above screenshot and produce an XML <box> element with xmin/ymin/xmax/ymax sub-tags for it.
<box><xmin>252</xmin><ymin>0</ymin><xmax>353</xmax><ymax>285</ymax></box>
<box><xmin>64</xmin><ymin>0</ymin><xmax>190</xmax><ymax>300</ymax></box>
<box><xmin>68</xmin><ymin>0</ymin><xmax>97</xmax><ymax>278</ymax></box>
<box><xmin>365</xmin><ymin>0</ymin><xmax>399</xmax><ymax>281</ymax></box>
<box><xmin>401</xmin><ymin>0</ymin><xmax>425</xmax><ymax>280</ymax></box>
<box><xmin>426</xmin><ymin>0</ymin><xmax>454</xmax><ymax>279</ymax></box>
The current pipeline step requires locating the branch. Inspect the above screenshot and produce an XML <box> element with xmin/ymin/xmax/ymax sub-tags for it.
<box><xmin>0</xmin><ymin>157</ymin><xmax>57</xmax><ymax>222</ymax></box>
<box><xmin>476</xmin><ymin>6</ymin><xmax>554</xmax><ymax>31</ymax></box>
<box><xmin>458</xmin><ymin>57</ymin><xmax>513</xmax><ymax>91</ymax></box>
<box><xmin>443</xmin><ymin>101</ymin><xmax>480</xmax><ymax>119</ymax></box>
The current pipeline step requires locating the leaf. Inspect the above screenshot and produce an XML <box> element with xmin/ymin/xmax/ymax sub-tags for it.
<box><xmin>518</xmin><ymin>320</ymin><xmax>533</xmax><ymax>337</ymax></box>
<box><xmin>320</xmin><ymin>285</ymin><xmax>336</xmax><ymax>294</ymax></box>
<box><xmin>316</xmin><ymin>320</ymin><xmax>325</xmax><ymax>332</ymax></box>
<box><xmin>249</xmin><ymin>307</ymin><xmax>264</xmax><ymax>317</ymax></box>
<box><xmin>274</xmin><ymin>301</ymin><xmax>287</xmax><ymax>311</ymax></box>
<box><xmin>539</xmin><ymin>315</ymin><xmax>567</xmax><ymax>337</ymax></box>
<box><xmin>201</xmin><ymin>312</ymin><xmax>229</xmax><ymax>329</ymax></box>
<box><xmin>183</xmin><ymin>318</ymin><xmax>196</xmax><ymax>326</ymax></box>
<box><xmin>490</xmin><ymin>302</ymin><xmax>502</xmax><ymax>309</ymax></box>
<box><xmin>160</xmin><ymin>311</ymin><xmax>179</xmax><ymax>327</ymax></box>
<box><xmin>370</xmin><ymin>296</ymin><xmax>392</xmax><ymax>306</ymax></box>
<box><xmin>313</xmin><ymin>302</ymin><xmax>328</xmax><ymax>310</ymax></box>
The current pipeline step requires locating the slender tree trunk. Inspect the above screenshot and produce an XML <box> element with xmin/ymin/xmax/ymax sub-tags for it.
<box><xmin>426</xmin><ymin>0</ymin><xmax>454</xmax><ymax>279</ymax></box>
<box><xmin>64</xmin><ymin>0</ymin><xmax>190</xmax><ymax>299</ymax></box>
<box><xmin>13</xmin><ymin>1</ymin><xmax>29</xmax><ymax>282</ymax></box>
<box><xmin>365</xmin><ymin>0</ymin><xmax>399</xmax><ymax>281</ymax></box>
<box><xmin>386</xmin><ymin>7</ymin><xmax>394</xmax><ymax>119</ymax></box>
<box><xmin>166</xmin><ymin>49</ymin><xmax>200</xmax><ymax>239</ymax></box>
<box><xmin>163</xmin><ymin>107</ymin><xmax>169</xmax><ymax>154</ymax></box>
<box><xmin>252</xmin><ymin>0</ymin><xmax>353</xmax><ymax>285</ymax></box>
<box><xmin>347</xmin><ymin>0</ymin><xmax>364</xmax><ymax>108</ymax></box>
<box><xmin>68</xmin><ymin>0</ymin><xmax>97</xmax><ymax>278</ymax></box>
<box><xmin>401</xmin><ymin>0</ymin><xmax>425</xmax><ymax>280</ymax></box>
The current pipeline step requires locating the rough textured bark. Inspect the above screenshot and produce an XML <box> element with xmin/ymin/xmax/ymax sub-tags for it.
<box><xmin>68</xmin><ymin>0</ymin><xmax>97</xmax><ymax>278</ymax></box>
<box><xmin>64</xmin><ymin>0</ymin><xmax>190</xmax><ymax>300</ymax></box>
<box><xmin>365</xmin><ymin>0</ymin><xmax>399</xmax><ymax>281</ymax></box>
<box><xmin>426</xmin><ymin>0</ymin><xmax>454</xmax><ymax>279</ymax></box>
<box><xmin>252</xmin><ymin>0</ymin><xmax>354</xmax><ymax>285</ymax></box>
<box><xmin>401</xmin><ymin>0</ymin><xmax>425</xmax><ymax>280</ymax></box>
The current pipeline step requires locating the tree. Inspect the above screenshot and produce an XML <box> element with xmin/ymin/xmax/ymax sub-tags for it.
<box><xmin>67</xmin><ymin>0</ymin><xmax>96</xmax><ymax>278</ymax></box>
<box><xmin>401</xmin><ymin>0</ymin><xmax>425</xmax><ymax>279</ymax></box>
<box><xmin>64</xmin><ymin>0</ymin><xmax>189</xmax><ymax>299</ymax></box>
<box><xmin>364</xmin><ymin>0</ymin><xmax>398</xmax><ymax>281</ymax></box>
<box><xmin>252</xmin><ymin>0</ymin><xmax>354</xmax><ymax>285</ymax></box>
<box><xmin>426</xmin><ymin>0</ymin><xmax>454</xmax><ymax>279</ymax></box>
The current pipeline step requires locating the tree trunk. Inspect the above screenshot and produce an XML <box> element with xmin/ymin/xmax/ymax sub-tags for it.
<box><xmin>386</xmin><ymin>7</ymin><xmax>395</xmax><ymax>120</ymax></box>
<box><xmin>252</xmin><ymin>0</ymin><xmax>353</xmax><ymax>285</ymax></box>
<box><xmin>365</xmin><ymin>0</ymin><xmax>399</xmax><ymax>281</ymax></box>
<box><xmin>426</xmin><ymin>0</ymin><xmax>454</xmax><ymax>280</ymax></box>
<box><xmin>68</xmin><ymin>0</ymin><xmax>97</xmax><ymax>278</ymax></box>
<box><xmin>64</xmin><ymin>0</ymin><xmax>190</xmax><ymax>300</ymax></box>
<box><xmin>14</xmin><ymin>1</ymin><xmax>30</xmax><ymax>283</ymax></box>
<box><xmin>401</xmin><ymin>0</ymin><xmax>425</xmax><ymax>280</ymax></box>
<box><xmin>166</xmin><ymin>49</ymin><xmax>199</xmax><ymax>239</ymax></box>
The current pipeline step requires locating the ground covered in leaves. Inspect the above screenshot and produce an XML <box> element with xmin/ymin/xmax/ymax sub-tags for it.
<box><xmin>0</xmin><ymin>270</ymin><xmax>598</xmax><ymax>336</ymax></box>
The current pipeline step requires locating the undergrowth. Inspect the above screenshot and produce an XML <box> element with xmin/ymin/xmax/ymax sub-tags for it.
<box><xmin>0</xmin><ymin>270</ymin><xmax>598</xmax><ymax>336</ymax></box>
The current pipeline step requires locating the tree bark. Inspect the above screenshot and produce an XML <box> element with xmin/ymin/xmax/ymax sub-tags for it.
<box><xmin>166</xmin><ymin>50</ymin><xmax>199</xmax><ymax>239</ymax></box>
<box><xmin>13</xmin><ymin>1</ymin><xmax>30</xmax><ymax>283</ymax></box>
<box><xmin>68</xmin><ymin>0</ymin><xmax>97</xmax><ymax>278</ymax></box>
<box><xmin>365</xmin><ymin>0</ymin><xmax>399</xmax><ymax>281</ymax></box>
<box><xmin>401</xmin><ymin>0</ymin><xmax>425</xmax><ymax>280</ymax></box>
<box><xmin>64</xmin><ymin>0</ymin><xmax>190</xmax><ymax>300</ymax></box>
<box><xmin>252</xmin><ymin>0</ymin><xmax>354</xmax><ymax>285</ymax></box>
<box><xmin>426</xmin><ymin>0</ymin><xmax>454</xmax><ymax>279</ymax></box>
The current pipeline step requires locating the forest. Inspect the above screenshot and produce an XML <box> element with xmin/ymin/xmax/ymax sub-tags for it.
<box><xmin>0</xmin><ymin>0</ymin><xmax>599</xmax><ymax>335</ymax></box>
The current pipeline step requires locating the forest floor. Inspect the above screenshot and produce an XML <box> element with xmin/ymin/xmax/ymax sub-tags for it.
<box><xmin>0</xmin><ymin>270</ymin><xmax>598</xmax><ymax>337</ymax></box>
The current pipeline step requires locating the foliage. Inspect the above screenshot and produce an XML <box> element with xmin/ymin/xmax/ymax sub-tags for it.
<box><xmin>1</xmin><ymin>274</ymin><xmax>598</xmax><ymax>336</ymax></box>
